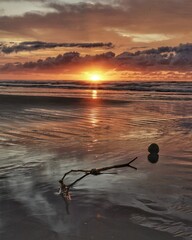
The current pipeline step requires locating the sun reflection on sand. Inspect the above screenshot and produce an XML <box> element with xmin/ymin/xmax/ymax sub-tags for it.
<box><xmin>90</xmin><ymin>108</ymin><xmax>98</xmax><ymax>127</ymax></box>
<box><xmin>92</xmin><ymin>90</ymin><xmax>97</xmax><ymax>99</ymax></box>
<box><xmin>87</xmin><ymin>107</ymin><xmax>100</xmax><ymax>149</ymax></box>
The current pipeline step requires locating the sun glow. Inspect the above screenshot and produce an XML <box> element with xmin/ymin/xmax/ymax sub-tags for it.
<box><xmin>90</xmin><ymin>73</ymin><xmax>101</xmax><ymax>82</ymax></box>
<box><xmin>83</xmin><ymin>71</ymin><xmax>104</xmax><ymax>82</ymax></box>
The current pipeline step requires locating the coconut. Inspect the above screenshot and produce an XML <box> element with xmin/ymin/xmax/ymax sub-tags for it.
<box><xmin>148</xmin><ymin>143</ymin><xmax>159</xmax><ymax>153</ymax></box>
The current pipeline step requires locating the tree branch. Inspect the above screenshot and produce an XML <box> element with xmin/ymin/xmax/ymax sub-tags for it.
<box><xmin>58</xmin><ymin>157</ymin><xmax>137</xmax><ymax>199</ymax></box>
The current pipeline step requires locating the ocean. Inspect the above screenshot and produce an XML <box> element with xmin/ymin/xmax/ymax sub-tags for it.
<box><xmin>0</xmin><ymin>80</ymin><xmax>191</xmax><ymax>240</ymax></box>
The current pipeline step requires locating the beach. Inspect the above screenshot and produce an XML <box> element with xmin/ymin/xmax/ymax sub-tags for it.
<box><xmin>0</xmin><ymin>82</ymin><xmax>191</xmax><ymax>240</ymax></box>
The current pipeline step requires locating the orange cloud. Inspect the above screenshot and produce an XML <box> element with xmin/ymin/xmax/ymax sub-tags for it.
<box><xmin>1</xmin><ymin>43</ymin><xmax>192</xmax><ymax>80</ymax></box>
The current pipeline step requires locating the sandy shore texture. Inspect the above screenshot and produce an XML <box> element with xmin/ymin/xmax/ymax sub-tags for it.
<box><xmin>0</xmin><ymin>92</ymin><xmax>191</xmax><ymax>239</ymax></box>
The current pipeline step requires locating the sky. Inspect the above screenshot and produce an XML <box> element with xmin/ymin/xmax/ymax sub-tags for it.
<box><xmin>0</xmin><ymin>0</ymin><xmax>192</xmax><ymax>81</ymax></box>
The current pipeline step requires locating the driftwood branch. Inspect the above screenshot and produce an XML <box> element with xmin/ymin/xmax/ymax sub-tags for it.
<box><xmin>59</xmin><ymin>157</ymin><xmax>137</xmax><ymax>199</ymax></box>
<box><xmin>61</xmin><ymin>169</ymin><xmax>90</xmax><ymax>181</ymax></box>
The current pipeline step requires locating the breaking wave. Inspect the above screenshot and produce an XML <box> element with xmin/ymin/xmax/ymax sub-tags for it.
<box><xmin>0</xmin><ymin>80</ymin><xmax>192</xmax><ymax>93</ymax></box>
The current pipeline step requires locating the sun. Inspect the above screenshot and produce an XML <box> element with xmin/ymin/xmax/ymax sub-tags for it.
<box><xmin>83</xmin><ymin>70</ymin><xmax>105</xmax><ymax>82</ymax></box>
<box><xmin>90</xmin><ymin>74</ymin><xmax>101</xmax><ymax>82</ymax></box>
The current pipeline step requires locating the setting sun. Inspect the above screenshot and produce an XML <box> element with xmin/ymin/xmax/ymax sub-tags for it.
<box><xmin>83</xmin><ymin>71</ymin><xmax>105</xmax><ymax>82</ymax></box>
<box><xmin>89</xmin><ymin>73</ymin><xmax>102</xmax><ymax>82</ymax></box>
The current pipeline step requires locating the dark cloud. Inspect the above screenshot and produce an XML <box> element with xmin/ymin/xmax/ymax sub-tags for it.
<box><xmin>0</xmin><ymin>51</ymin><xmax>115</xmax><ymax>72</ymax></box>
<box><xmin>116</xmin><ymin>43</ymin><xmax>192</xmax><ymax>70</ymax></box>
<box><xmin>133</xmin><ymin>44</ymin><xmax>192</xmax><ymax>55</ymax></box>
<box><xmin>129</xmin><ymin>46</ymin><xmax>148</xmax><ymax>51</ymax></box>
<box><xmin>0</xmin><ymin>41</ymin><xmax>114</xmax><ymax>54</ymax></box>
<box><xmin>1</xmin><ymin>43</ymin><xmax>192</xmax><ymax>73</ymax></box>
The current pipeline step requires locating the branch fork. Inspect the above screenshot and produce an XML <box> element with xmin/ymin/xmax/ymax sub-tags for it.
<box><xmin>58</xmin><ymin>157</ymin><xmax>137</xmax><ymax>199</ymax></box>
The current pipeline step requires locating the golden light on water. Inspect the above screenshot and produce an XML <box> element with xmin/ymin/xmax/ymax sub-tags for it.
<box><xmin>92</xmin><ymin>90</ymin><xmax>97</xmax><ymax>99</ymax></box>
<box><xmin>89</xmin><ymin>108</ymin><xmax>98</xmax><ymax>127</ymax></box>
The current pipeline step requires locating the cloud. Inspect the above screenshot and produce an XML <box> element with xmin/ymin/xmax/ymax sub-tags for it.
<box><xmin>129</xmin><ymin>46</ymin><xmax>148</xmax><ymax>51</ymax></box>
<box><xmin>116</xmin><ymin>43</ymin><xmax>192</xmax><ymax>71</ymax></box>
<box><xmin>1</xmin><ymin>43</ymin><xmax>192</xmax><ymax>74</ymax></box>
<box><xmin>1</xmin><ymin>0</ymin><xmax>192</xmax><ymax>46</ymax></box>
<box><xmin>0</xmin><ymin>41</ymin><xmax>114</xmax><ymax>54</ymax></box>
<box><xmin>134</xmin><ymin>43</ymin><xmax>192</xmax><ymax>55</ymax></box>
<box><xmin>0</xmin><ymin>51</ymin><xmax>115</xmax><ymax>72</ymax></box>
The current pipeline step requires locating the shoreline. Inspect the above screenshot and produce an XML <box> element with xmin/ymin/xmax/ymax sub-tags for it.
<box><xmin>0</xmin><ymin>93</ymin><xmax>128</xmax><ymax>106</ymax></box>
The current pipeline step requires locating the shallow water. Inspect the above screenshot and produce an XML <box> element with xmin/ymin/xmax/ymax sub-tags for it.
<box><xmin>0</xmin><ymin>87</ymin><xmax>191</xmax><ymax>239</ymax></box>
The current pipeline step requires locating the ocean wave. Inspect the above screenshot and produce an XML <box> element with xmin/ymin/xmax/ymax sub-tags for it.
<box><xmin>0</xmin><ymin>80</ymin><xmax>192</xmax><ymax>93</ymax></box>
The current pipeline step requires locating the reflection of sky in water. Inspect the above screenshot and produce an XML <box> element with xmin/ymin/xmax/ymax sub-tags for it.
<box><xmin>0</xmin><ymin>92</ymin><xmax>191</xmax><ymax>239</ymax></box>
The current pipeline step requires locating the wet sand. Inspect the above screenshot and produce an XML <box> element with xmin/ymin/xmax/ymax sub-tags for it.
<box><xmin>0</xmin><ymin>91</ymin><xmax>191</xmax><ymax>239</ymax></box>
<box><xmin>1</xmin><ymin>199</ymin><xmax>183</xmax><ymax>240</ymax></box>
